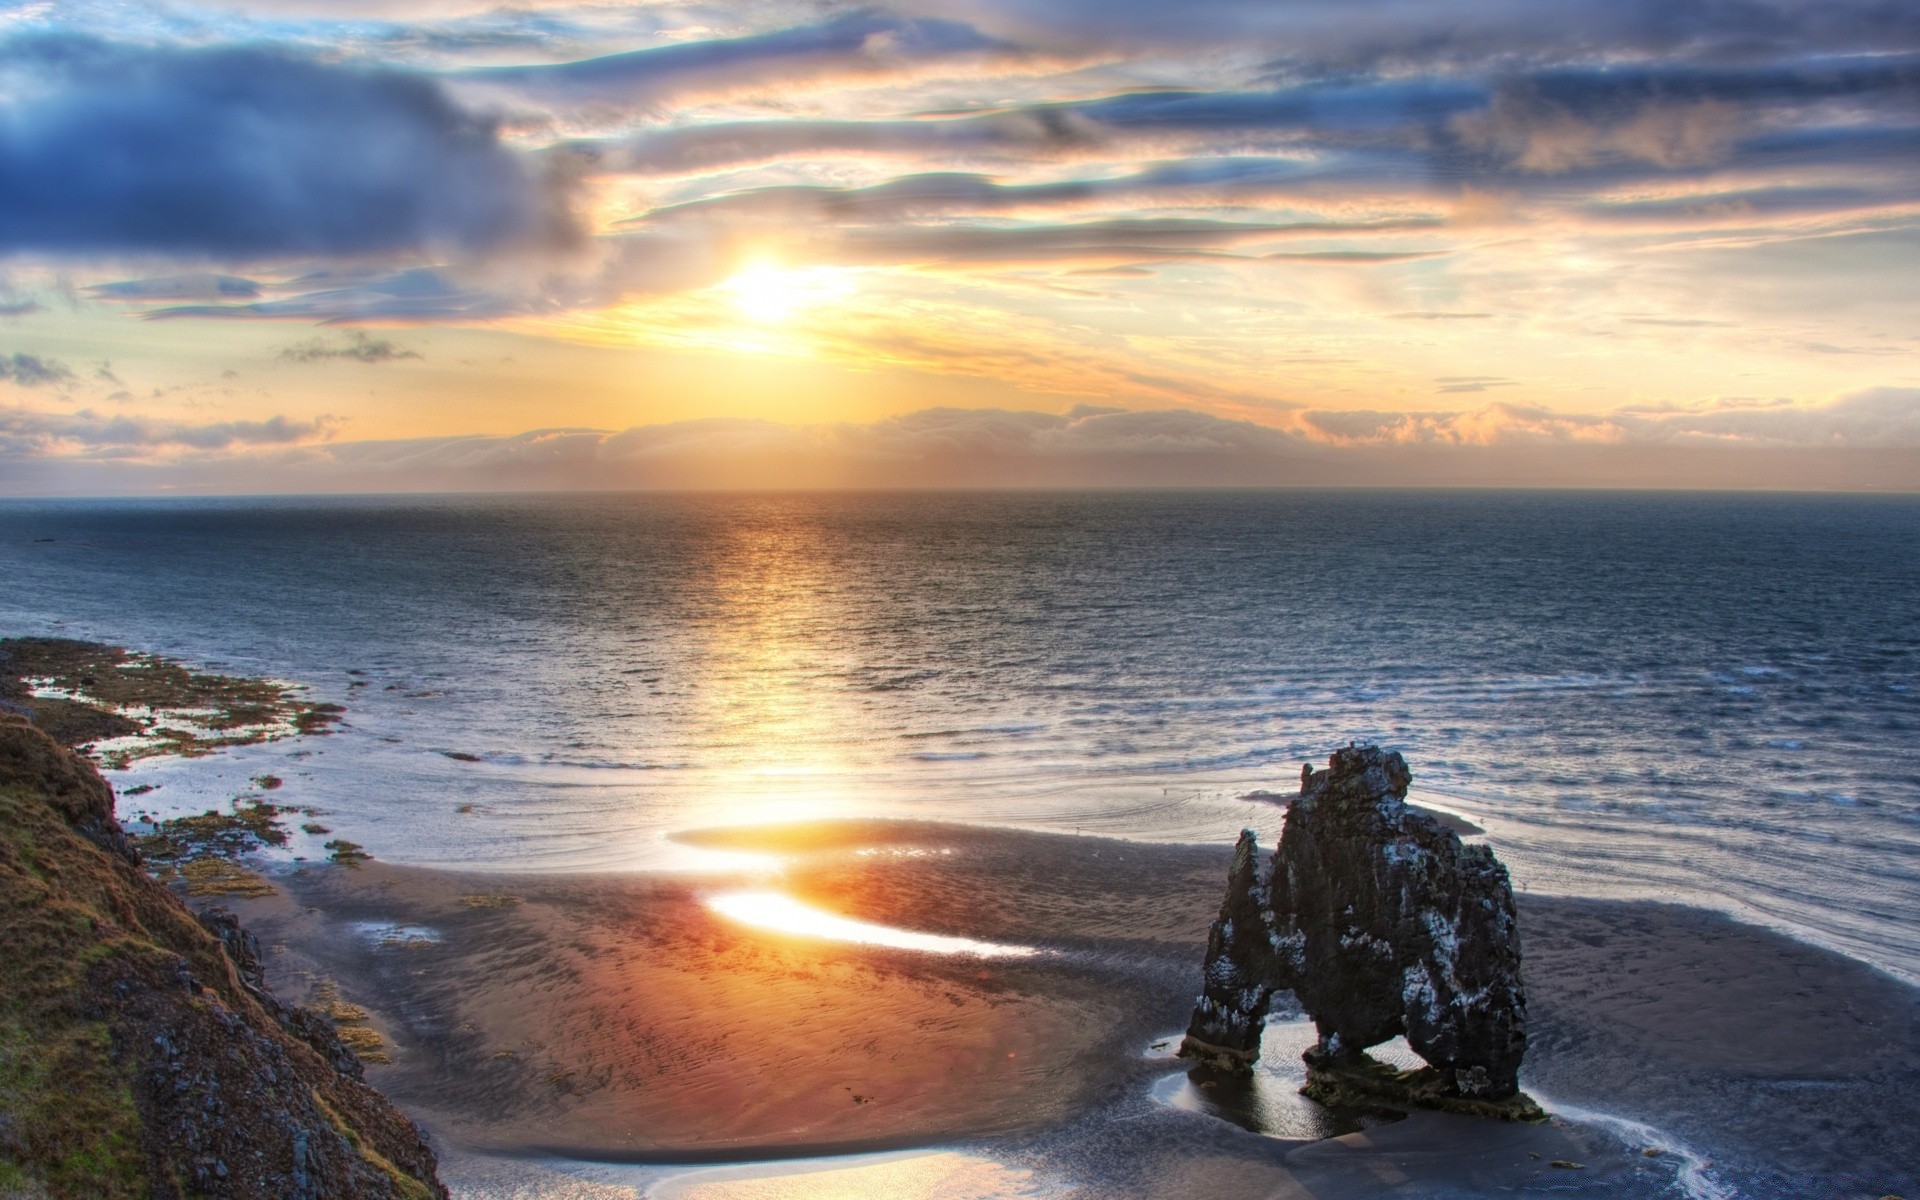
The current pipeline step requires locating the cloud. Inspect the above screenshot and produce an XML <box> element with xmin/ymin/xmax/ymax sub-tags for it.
<box><xmin>895</xmin><ymin>0</ymin><xmax>1920</xmax><ymax>67</ymax></box>
<box><xmin>0</xmin><ymin>351</ymin><xmax>72</xmax><ymax>386</ymax></box>
<box><xmin>1301</xmin><ymin>388</ymin><xmax>1920</xmax><ymax>448</ymax></box>
<box><xmin>819</xmin><ymin>216</ymin><xmax>1437</xmax><ymax>267</ymax></box>
<box><xmin>11</xmin><ymin>393</ymin><xmax>1918</xmax><ymax>495</ymax></box>
<box><xmin>636</xmin><ymin>159</ymin><xmax>1442</xmax><ymax>227</ymax></box>
<box><xmin>0</xmin><ymin>407</ymin><xmax>334</xmax><ymax>457</ymax></box>
<box><xmin>576</xmin><ymin>53</ymin><xmax>1920</xmax><ymax>284</ymax></box>
<box><xmin>0</xmin><ymin>35</ymin><xmax>576</xmax><ymax>259</ymax></box>
<box><xmin>279</xmin><ymin>332</ymin><xmax>422</xmax><ymax>363</ymax></box>
<box><xmin>144</xmin><ymin>266</ymin><xmax>530</xmax><ymax>323</ymax></box>
<box><xmin>1435</xmin><ymin>375</ymin><xmax>1517</xmax><ymax>393</ymax></box>
<box><xmin>456</xmin><ymin>13</ymin><xmax>1005</xmax><ymax>108</ymax></box>
<box><xmin>92</xmin><ymin>274</ymin><xmax>264</xmax><ymax>301</ymax></box>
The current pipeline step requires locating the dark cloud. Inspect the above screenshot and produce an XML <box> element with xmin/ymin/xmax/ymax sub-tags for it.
<box><xmin>279</xmin><ymin>332</ymin><xmax>423</xmax><ymax>364</ymax></box>
<box><xmin>148</xmin><ymin>267</ymin><xmax>520</xmax><ymax>323</ymax></box>
<box><xmin>458</xmin><ymin>13</ymin><xmax>1004</xmax><ymax>107</ymax></box>
<box><xmin>0</xmin><ymin>36</ymin><xmax>576</xmax><ymax>259</ymax></box>
<box><xmin>0</xmin><ymin>351</ymin><xmax>73</xmax><ymax>386</ymax></box>
<box><xmin>0</xmin><ymin>300</ymin><xmax>42</xmax><ymax>317</ymax></box>
<box><xmin>896</xmin><ymin>0</ymin><xmax>1920</xmax><ymax>69</ymax></box>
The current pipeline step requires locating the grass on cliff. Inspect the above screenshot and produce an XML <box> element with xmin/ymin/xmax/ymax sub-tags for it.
<box><xmin>0</xmin><ymin>778</ymin><xmax>184</xmax><ymax>1197</ymax></box>
<box><xmin>312</xmin><ymin>982</ymin><xmax>390</xmax><ymax>1066</ymax></box>
<box><xmin>0</xmin><ymin>645</ymin><xmax>443</xmax><ymax>1199</ymax></box>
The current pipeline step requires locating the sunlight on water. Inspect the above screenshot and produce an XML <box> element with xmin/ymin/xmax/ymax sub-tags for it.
<box><xmin>5</xmin><ymin>492</ymin><xmax>1918</xmax><ymax>979</ymax></box>
<box><xmin>706</xmin><ymin>890</ymin><xmax>1035</xmax><ymax>957</ymax></box>
<box><xmin>677</xmin><ymin>515</ymin><xmax>881</xmax><ymax>831</ymax></box>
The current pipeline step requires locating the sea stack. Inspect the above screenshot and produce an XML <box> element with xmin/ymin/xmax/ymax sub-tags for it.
<box><xmin>1181</xmin><ymin>745</ymin><xmax>1537</xmax><ymax>1118</ymax></box>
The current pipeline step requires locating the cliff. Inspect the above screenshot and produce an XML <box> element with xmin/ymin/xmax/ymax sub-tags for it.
<box><xmin>0</xmin><ymin>712</ymin><xmax>448</xmax><ymax>1198</ymax></box>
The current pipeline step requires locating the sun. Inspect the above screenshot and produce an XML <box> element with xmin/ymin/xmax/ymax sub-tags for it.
<box><xmin>720</xmin><ymin>257</ymin><xmax>853</xmax><ymax>323</ymax></box>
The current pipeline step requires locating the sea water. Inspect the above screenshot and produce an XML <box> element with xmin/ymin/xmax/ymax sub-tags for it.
<box><xmin>3</xmin><ymin>490</ymin><xmax>1917</xmax><ymax>982</ymax></box>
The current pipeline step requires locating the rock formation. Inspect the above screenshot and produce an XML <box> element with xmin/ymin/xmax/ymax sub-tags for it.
<box><xmin>0</xmin><ymin>712</ymin><xmax>448</xmax><ymax>1198</ymax></box>
<box><xmin>1181</xmin><ymin>745</ymin><xmax>1536</xmax><ymax>1118</ymax></box>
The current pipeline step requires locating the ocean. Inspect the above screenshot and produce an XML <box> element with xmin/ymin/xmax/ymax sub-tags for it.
<box><xmin>3</xmin><ymin>489</ymin><xmax>1917</xmax><ymax>983</ymax></box>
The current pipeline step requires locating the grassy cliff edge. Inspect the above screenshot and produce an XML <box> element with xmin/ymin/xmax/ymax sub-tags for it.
<box><xmin>0</xmin><ymin>686</ymin><xmax>444</xmax><ymax>1197</ymax></box>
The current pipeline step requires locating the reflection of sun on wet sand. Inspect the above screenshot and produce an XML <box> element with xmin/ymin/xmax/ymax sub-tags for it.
<box><xmin>238</xmin><ymin>820</ymin><xmax>1223</xmax><ymax>1158</ymax></box>
<box><xmin>220</xmin><ymin>818</ymin><xmax>1920</xmax><ymax>1198</ymax></box>
<box><xmin>647</xmin><ymin>1149</ymin><xmax>1041</xmax><ymax>1200</ymax></box>
<box><xmin>705</xmin><ymin>889</ymin><xmax>1037</xmax><ymax>957</ymax></box>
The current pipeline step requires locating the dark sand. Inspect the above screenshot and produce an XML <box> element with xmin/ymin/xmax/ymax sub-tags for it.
<box><xmin>214</xmin><ymin>820</ymin><xmax>1920</xmax><ymax>1198</ymax></box>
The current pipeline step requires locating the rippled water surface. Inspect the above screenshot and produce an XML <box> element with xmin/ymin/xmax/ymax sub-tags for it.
<box><xmin>3</xmin><ymin>490</ymin><xmax>1917</xmax><ymax>978</ymax></box>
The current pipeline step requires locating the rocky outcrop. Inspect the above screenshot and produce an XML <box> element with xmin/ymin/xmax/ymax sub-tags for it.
<box><xmin>1182</xmin><ymin>745</ymin><xmax>1536</xmax><ymax>1118</ymax></box>
<box><xmin>1182</xmin><ymin>830</ymin><xmax>1281</xmax><ymax>1070</ymax></box>
<box><xmin>0</xmin><ymin>713</ymin><xmax>447</xmax><ymax>1199</ymax></box>
<box><xmin>0</xmin><ymin>636</ymin><xmax>342</xmax><ymax>769</ymax></box>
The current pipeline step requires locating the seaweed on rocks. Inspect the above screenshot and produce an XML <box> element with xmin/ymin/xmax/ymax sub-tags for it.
<box><xmin>326</xmin><ymin>840</ymin><xmax>372</xmax><ymax>867</ymax></box>
<box><xmin>0</xmin><ymin>637</ymin><xmax>344</xmax><ymax>767</ymax></box>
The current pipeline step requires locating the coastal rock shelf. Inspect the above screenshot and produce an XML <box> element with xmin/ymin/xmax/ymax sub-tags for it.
<box><xmin>1181</xmin><ymin>744</ymin><xmax>1538</xmax><ymax>1120</ymax></box>
<box><xmin>0</xmin><ymin>636</ymin><xmax>343</xmax><ymax>769</ymax></box>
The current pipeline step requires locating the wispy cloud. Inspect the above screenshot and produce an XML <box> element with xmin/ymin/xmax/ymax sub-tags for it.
<box><xmin>279</xmin><ymin>332</ymin><xmax>423</xmax><ymax>364</ymax></box>
<box><xmin>454</xmin><ymin>13</ymin><xmax>1007</xmax><ymax>108</ymax></box>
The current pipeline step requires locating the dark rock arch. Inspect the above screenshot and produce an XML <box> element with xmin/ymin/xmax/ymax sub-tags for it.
<box><xmin>1180</xmin><ymin>745</ymin><xmax>1538</xmax><ymax>1118</ymax></box>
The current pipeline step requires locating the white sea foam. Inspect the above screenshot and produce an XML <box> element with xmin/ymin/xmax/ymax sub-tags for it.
<box><xmin>1534</xmin><ymin>1097</ymin><xmax>1735</xmax><ymax>1200</ymax></box>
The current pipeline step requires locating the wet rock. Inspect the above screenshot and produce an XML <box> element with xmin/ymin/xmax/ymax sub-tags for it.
<box><xmin>1181</xmin><ymin>830</ymin><xmax>1280</xmax><ymax>1070</ymax></box>
<box><xmin>1181</xmin><ymin>745</ymin><xmax>1536</xmax><ymax>1117</ymax></box>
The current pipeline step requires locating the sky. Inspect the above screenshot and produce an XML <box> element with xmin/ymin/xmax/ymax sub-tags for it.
<box><xmin>0</xmin><ymin>0</ymin><xmax>1917</xmax><ymax>493</ymax></box>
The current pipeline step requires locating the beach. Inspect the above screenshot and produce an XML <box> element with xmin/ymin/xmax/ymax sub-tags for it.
<box><xmin>210</xmin><ymin>819</ymin><xmax>1920</xmax><ymax>1199</ymax></box>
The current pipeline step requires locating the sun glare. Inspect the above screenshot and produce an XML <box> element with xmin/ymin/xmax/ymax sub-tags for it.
<box><xmin>721</xmin><ymin>259</ymin><xmax>854</xmax><ymax>323</ymax></box>
<box><xmin>706</xmin><ymin>890</ymin><xmax>1035</xmax><ymax>957</ymax></box>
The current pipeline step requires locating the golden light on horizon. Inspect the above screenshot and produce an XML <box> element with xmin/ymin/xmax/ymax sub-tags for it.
<box><xmin>706</xmin><ymin>890</ymin><xmax>1035</xmax><ymax>957</ymax></box>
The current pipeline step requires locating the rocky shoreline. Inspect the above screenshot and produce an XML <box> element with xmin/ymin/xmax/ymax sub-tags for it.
<box><xmin>0</xmin><ymin>639</ymin><xmax>443</xmax><ymax>1199</ymax></box>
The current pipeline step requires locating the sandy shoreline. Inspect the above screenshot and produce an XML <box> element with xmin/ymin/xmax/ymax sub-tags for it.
<box><xmin>209</xmin><ymin>819</ymin><xmax>1920</xmax><ymax>1199</ymax></box>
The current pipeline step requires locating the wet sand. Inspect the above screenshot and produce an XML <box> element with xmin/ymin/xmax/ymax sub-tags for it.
<box><xmin>215</xmin><ymin>820</ymin><xmax>1920</xmax><ymax>1198</ymax></box>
